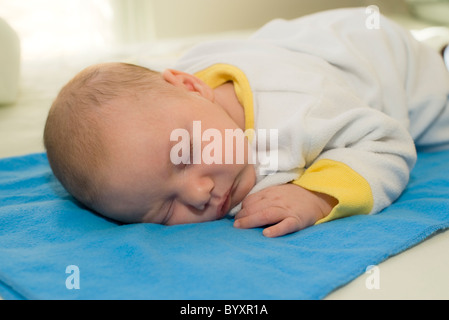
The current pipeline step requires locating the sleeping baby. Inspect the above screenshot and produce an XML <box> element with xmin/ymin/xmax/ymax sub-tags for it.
<box><xmin>44</xmin><ymin>8</ymin><xmax>449</xmax><ymax>237</ymax></box>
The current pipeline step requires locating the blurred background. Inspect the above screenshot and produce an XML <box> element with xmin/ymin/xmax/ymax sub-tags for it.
<box><xmin>0</xmin><ymin>0</ymin><xmax>410</xmax><ymax>59</ymax></box>
<box><xmin>0</xmin><ymin>0</ymin><xmax>448</xmax><ymax>158</ymax></box>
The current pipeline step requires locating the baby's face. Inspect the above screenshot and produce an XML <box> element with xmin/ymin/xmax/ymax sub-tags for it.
<box><xmin>98</xmin><ymin>86</ymin><xmax>256</xmax><ymax>225</ymax></box>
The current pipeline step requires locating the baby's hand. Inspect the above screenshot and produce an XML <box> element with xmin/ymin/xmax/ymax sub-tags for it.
<box><xmin>234</xmin><ymin>184</ymin><xmax>338</xmax><ymax>238</ymax></box>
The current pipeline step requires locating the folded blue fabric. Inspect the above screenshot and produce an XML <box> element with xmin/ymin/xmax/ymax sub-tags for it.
<box><xmin>1</xmin><ymin>151</ymin><xmax>449</xmax><ymax>300</ymax></box>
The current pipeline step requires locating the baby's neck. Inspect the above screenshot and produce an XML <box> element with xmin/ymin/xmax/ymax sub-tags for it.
<box><xmin>213</xmin><ymin>82</ymin><xmax>246</xmax><ymax>130</ymax></box>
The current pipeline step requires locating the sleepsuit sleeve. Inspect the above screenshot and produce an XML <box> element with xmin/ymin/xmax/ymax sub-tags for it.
<box><xmin>290</xmin><ymin>79</ymin><xmax>417</xmax><ymax>224</ymax></box>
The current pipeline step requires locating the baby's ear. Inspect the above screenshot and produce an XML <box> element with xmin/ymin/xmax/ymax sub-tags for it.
<box><xmin>162</xmin><ymin>69</ymin><xmax>214</xmax><ymax>101</ymax></box>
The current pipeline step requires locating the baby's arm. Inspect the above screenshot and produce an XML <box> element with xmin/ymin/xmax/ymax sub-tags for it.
<box><xmin>234</xmin><ymin>184</ymin><xmax>337</xmax><ymax>237</ymax></box>
<box><xmin>234</xmin><ymin>85</ymin><xmax>417</xmax><ymax>237</ymax></box>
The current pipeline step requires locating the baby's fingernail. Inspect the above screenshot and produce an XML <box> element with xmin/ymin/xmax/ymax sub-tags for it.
<box><xmin>263</xmin><ymin>229</ymin><xmax>276</xmax><ymax>238</ymax></box>
<box><xmin>234</xmin><ymin>220</ymin><xmax>241</xmax><ymax>228</ymax></box>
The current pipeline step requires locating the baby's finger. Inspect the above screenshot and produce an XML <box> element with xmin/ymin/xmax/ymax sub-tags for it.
<box><xmin>234</xmin><ymin>207</ymin><xmax>249</xmax><ymax>220</ymax></box>
<box><xmin>240</xmin><ymin>190</ymin><xmax>264</xmax><ymax>208</ymax></box>
<box><xmin>234</xmin><ymin>207</ymin><xmax>285</xmax><ymax>230</ymax></box>
<box><xmin>235</xmin><ymin>196</ymin><xmax>269</xmax><ymax>220</ymax></box>
<box><xmin>262</xmin><ymin>216</ymin><xmax>304</xmax><ymax>238</ymax></box>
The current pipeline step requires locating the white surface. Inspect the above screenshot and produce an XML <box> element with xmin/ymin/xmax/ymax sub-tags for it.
<box><xmin>1</xmin><ymin>15</ymin><xmax>449</xmax><ymax>300</ymax></box>
<box><xmin>326</xmin><ymin>229</ymin><xmax>449</xmax><ymax>299</ymax></box>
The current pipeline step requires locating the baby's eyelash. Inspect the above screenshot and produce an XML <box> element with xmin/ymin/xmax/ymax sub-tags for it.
<box><xmin>162</xmin><ymin>200</ymin><xmax>175</xmax><ymax>225</ymax></box>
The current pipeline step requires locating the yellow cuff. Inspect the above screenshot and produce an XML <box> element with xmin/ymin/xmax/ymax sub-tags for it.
<box><xmin>292</xmin><ymin>159</ymin><xmax>373</xmax><ymax>224</ymax></box>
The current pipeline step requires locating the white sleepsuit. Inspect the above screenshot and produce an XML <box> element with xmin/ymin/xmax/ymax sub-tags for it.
<box><xmin>174</xmin><ymin>8</ymin><xmax>449</xmax><ymax>223</ymax></box>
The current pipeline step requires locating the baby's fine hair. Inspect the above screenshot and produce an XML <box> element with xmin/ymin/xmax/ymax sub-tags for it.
<box><xmin>44</xmin><ymin>62</ymin><xmax>162</xmax><ymax>211</ymax></box>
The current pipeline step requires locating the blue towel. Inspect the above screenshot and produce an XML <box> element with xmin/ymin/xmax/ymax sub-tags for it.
<box><xmin>1</xmin><ymin>150</ymin><xmax>449</xmax><ymax>300</ymax></box>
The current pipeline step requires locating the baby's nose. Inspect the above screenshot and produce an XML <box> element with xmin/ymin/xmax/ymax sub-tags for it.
<box><xmin>182</xmin><ymin>176</ymin><xmax>214</xmax><ymax>210</ymax></box>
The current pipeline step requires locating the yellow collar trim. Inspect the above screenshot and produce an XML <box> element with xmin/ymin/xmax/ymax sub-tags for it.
<box><xmin>194</xmin><ymin>63</ymin><xmax>254</xmax><ymax>131</ymax></box>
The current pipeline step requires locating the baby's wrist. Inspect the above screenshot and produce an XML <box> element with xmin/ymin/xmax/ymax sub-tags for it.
<box><xmin>310</xmin><ymin>191</ymin><xmax>338</xmax><ymax>219</ymax></box>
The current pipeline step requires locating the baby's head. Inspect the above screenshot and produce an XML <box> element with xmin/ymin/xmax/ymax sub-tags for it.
<box><xmin>44</xmin><ymin>62</ymin><xmax>256</xmax><ymax>225</ymax></box>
